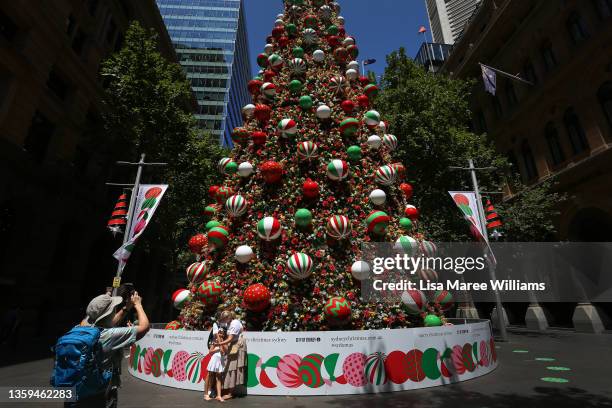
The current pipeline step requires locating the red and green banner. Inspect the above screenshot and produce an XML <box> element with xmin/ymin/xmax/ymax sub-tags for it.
<box><xmin>448</xmin><ymin>191</ymin><xmax>485</xmax><ymax>241</ymax></box>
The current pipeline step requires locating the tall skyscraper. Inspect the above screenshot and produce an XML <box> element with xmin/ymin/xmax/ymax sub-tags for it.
<box><xmin>156</xmin><ymin>0</ymin><xmax>251</xmax><ymax>146</ymax></box>
<box><xmin>425</xmin><ymin>0</ymin><xmax>482</xmax><ymax>44</ymax></box>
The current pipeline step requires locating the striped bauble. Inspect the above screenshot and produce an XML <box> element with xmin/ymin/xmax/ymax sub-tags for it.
<box><xmin>207</xmin><ymin>225</ymin><xmax>229</xmax><ymax>249</ymax></box>
<box><xmin>327</xmin><ymin>215</ymin><xmax>351</xmax><ymax>239</ymax></box>
<box><xmin>225</xmin><ymin>194</ymin><xmax>247</xmax><ymax>217</ymax></box>
<box><xmin>186</xmin><ymin>262</ymin><xmax>208</xmax><ymax>285</ymax></box>
<box><xmin>365</xmin><ymin>211</ymin><xmax>390</xmax><ymax>235</ymax></box>
<box><xmin>257</xmin><ymin>217</ymin><xmax>282</xmax><ymax>241</ymax></box>
<box><xmin>287</xmin><ymin>252</ymin><xmax>314</xmax><ymax>280</ymax></box>
<box><xmin>363</xmin><ymin>110</ymin><xmax>381</xmax><ymax>128</ymax></box>
<box><xmin>395</xmin><ymin>235</ymin><xmax>419</xmax><ymax>256</ymax></box>
<box><xmin>268</xmin><ymin>53</ymin><xmax>283</xmax><ymax>70</ymax></box>
<box><xmin>420</xmin><ymin>240</ymin><xmax>437</xmax><ymax>257</ymax></box>
<box><xmin>375</xmin><ymin>165</ymin><xmax>397</xmax><ymax>186</ymax></box>
<box><xmin>401</xmin><ymin>289</ymin><xmax>428</xmax><ymax>314</ymax></box>
<box><xmin>288</xmin><ymin>58</ymin><xmax>307</xmax><ymax>75</ymax></box>
<box><xmin>339</xmin><ymin>118</ymin><xmax>360</xmax><ymax>136</ymax></box>
<box><xmin>383</xmin><ymin>134</ymin><xmax>398</xmax><ymax>150</ymax></box>
<box><xmin>433</xmin><ymin>290</ymin><xmax>454</xmax><ymax>311</ymax></box>
<box><xmin>297</xmin><ymin>141</ymin><xmax>319</xmax><ymax>160</ymax></box>
<box><xmin>278</xmin><ymin>118</ymin><xmax>298</xmax><ymax>137</ymax></box>
<box><xmin>327</xmin><ymin>160</ymin><xmax>350</xmax><ymax>181</ymax></box>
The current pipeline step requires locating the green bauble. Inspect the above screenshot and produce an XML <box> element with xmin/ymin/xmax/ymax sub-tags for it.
<box><xmin>347</xmin><ymin>145</ymin><xmax>362</xmax><ymax>161</ymax></box>
<box><xmin>206</xmin><ymin>220</ymin><xmax>221</xmax><ymax>231</ymax></box>
<box><xmin>225</xmin><ymin>161</ymin><xmax>238</xmax><ymax>175</ymax></box>
<box><xmin>288</xmin><ymin>79</ymin><xmax>303</xmax><ymax>94</ymax></box>
<box><xmin>299</xmin><ymin>95</ymin><xmax>313</xmax><ymax>110</ymax></box>
<box><xmin>400</xmin><ymin>217</ymin><xmax>413</xmax><ymax>230</ymax></box>
<box><xmin>286</xmin><ymin>23</ymin><xmax>297</xmax><ymax>36</ymax></box>
<box><xmin>327</xmin><ymin>25</ymin><xmax>338</xmax><ymax>35</ymax></box>
<box><xmin>424</xmin><ymin>314</ymin><xmax>442</xmax><ymax>327</ymax></box>
<box><xmin>295</xmin><ymin>208</ymin><xmax>313</xmax><ymax>227</ymax></box>
<box><xmin>292</xmin><ymin>46</ymin><xmax>304</xmax><ymax>58</ymax></box>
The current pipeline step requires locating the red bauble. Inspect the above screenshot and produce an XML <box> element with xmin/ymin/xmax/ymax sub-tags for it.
<box><xmin>400</xmin><ymin>183</ymin><xmax>414</xmax><ymax>199</ymax></box>
<box><xmin>333</xmin><ymin>47</ymin><xmax>349</xmax><ymax>62</ymax></box>
<box><xmin>208</xmin><ymin>185</ymin><xmax>220</xmax><ymax>199</ymax></box>
<box><xmin>188</xmin><ymin>234</ymin><xmax>208</xmax><ymax>255</ymax></box>
<box><xmin>338</xmin><ymin>27</ymin><xmax>346</xmax><ymax>36</ymax></box>
<box><xmin>272</xmin><ymin>26</ymin><xmax>284</xmax><ymax>39</ymax></box>
<box><xmin>278</xmin><ymin>36</ymin><xmax>290</xmax><ymax>47</ymax></box>
<box><xmin>340</xmin><ymin>100</ymin><xmax>356</xmax><ymax>113</ymax></box>
<box><xmin>252</xmin><ymin>131</ymin><xmax>267</xmax><ymax>145</ymax></box>
<box><xmin>303</xmin><ymin>178</ymin><xmax>320</xmax><ymax>198</ymax></box>
<box><xmin>244</xmin><ymin>283</ymin><xmax>271</xmax><ymax>312</ymax></box>
<box><xmin>248</xmin><ymin>79</ymin><xmax>263</xmax><ymax>95</ymax></box>
<box><xmin>359</xmin><ymin>76</ymin><xmax>370</xmax><ymax>86</ymax></box>
<box><xmin>215</xmin><ymin>186</ymin><xmax>234</xmax><ymax>204</ymax></box>
<box><xmin>404</xmin><ymin>205</ymin><xmax>420</xmax><ymax>221</ymax></box>
<box><xmin>357</xmin><ymin>94</ymin><xmax>369</xmax><ymax>108</ymax></box>
<box><xmin>263</xmin><ymin>70</ymin><xmax>276</xmax><ymax>82</ymax></box>
<box><xmin>260</xmin><ymin>161</ymin><xmax>283</xmax><ymax>183</ymax></box>
<box><xmin>254</xmin><ymin>104</ymin><xmax>272</xmax><ymax>122</ymax></box>
<box><xmin>327</xmin><ymin>35</ymin><xmax>341</xmax><ymax>48</ymax></box>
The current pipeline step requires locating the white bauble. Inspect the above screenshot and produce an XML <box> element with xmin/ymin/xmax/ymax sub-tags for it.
<box><xmin>242</xmin><ymin>104</ymin><xmax>255</xmax><ymax>117</ymax></box>
<box><xmin>316</xmin><ymin>105</ymin><xmax>331</xmax><ymax>119</ymax></box>
<box><xmin>312</xmin><ymin>49</ymin><xmax>325</xmax><ymax>62</ymax></box>
<box><xmin>337</xmin><ymin>15</ymin><xmax>345</xmax><ymax>24</ymax></box>
<box><xmin>277</xmin><ymin>13</ymin><xmax>284</xmax><ymax>19</ymax></box>
<box><xmin>264</xmin><ymin>43</ymin><xmax>274</xmax><ymax>55</ymax></box>
<box><xmin>346</xmin><ymin>68</ymin><xmax>358</xmax><ymax>80</ymax></box>
<box><xmin>347</xmin><ymin>60</ymin><xmax>359</xmax><ymax>71</ymax></box>
<box><xmin>367</xmin><ymin>135</ymin><xmax>383</xmax><ymax>149</ymax></box>
<box><xmin>369</xmin><ymin>189</ymin><xmax>387</xmax><ymax>205</ymax></box>
<box><xmin>344</xmin><ymin>37</ymin><xmax>356</xmax><ymax>47</ymax></box>
<box><xmin>238</xmin><ymin>162</ymin><xmax>254</xmax><ymax>177</ymax></box>
<box><xmin>377</xmin><ymin>121</ymin><xmax>387</xmax><ymax>135</ymax></box>
<box><xmin>275</xmin><ymin>19</ymin><xmax>284</xmax><ymax>27</ymax></box>
<box><xmin>235</xmin><ymin>245</ymin><xmax>254</xmax><ymax>264</ymax></box>
<box><xmin>351</xmin><ymin>261</ymin><xmax>370</xmax><ymax>281</ymax></box>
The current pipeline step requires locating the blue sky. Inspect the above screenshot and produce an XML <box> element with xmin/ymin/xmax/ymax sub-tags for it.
<box><xmin>243</xmin><ymin>0</ymin><xmax>430</xmax><ymax>78</ymax></box>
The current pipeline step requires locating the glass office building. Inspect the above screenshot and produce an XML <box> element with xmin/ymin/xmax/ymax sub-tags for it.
<box><xmin>156</xmin><ymin>0</ymin><xmax>251</xmax><ymax>146</ymax></box>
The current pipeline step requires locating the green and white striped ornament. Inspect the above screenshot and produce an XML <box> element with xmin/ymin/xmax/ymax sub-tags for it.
<box><xmin>302</xmin><ymin>28</ymin><xmax>318</xmax><ymax>44</ymax></box>
<box><xmin>365</xmin><ymin>211</ymin><xmax>390</xmax><ymax>235</ymax></box>
<box><xmin>268</xmin><ymin>53</ymin><xmax>283</xmax><ymax>69</ymax></box>
<box><xmin>287</xmin><ymin>252</ymin><xmax>314</xmax><ymax>280</ymax></box>
<box><xmin>278</xmin><ymin>118</ymin><xmax>298</xmax><ymax>137</ymax></box>
<box><xmin>225</xmin><ymin>194</ymin><xmax>247</xmax><ymax>217</ymax></box>
<box><xmin>383</xmin><ymin>134</ymin><xmax>398</xmax><ymax>150</ymax></box>
<box><xmin>364</xmin><ymin>110</ymin><xmax>381</xmax><ymax>127</ymax></box>
<box><xmin>297</xmin><ymin>141</ymin><xmax>319</xmax><ymax>160</ymax></box>
<box><xmin>257</xmin><ymin>216</ymin><xmax>282</xmax><ymax>241</ymax></box>
<box><xmin>327</xmin><ymin>159</ymin><xmax>350</xmax><ymax>181</ymax></box>
<box><xmin>375</xmin><ymin>165</ymin><xmax>397</xmax><ymax>186</ymax></box>
<box><xmin>395</xmin><ymin>235</ymin><xmax>419</xmax><ymax>256</ymax></box>
<box><xmin>288</xmin><ymin>58</ymin><xmax>307</xmax><ymax>75</ymax></box>
<box><xmin>339</xmin><ymin>118</ymin><xmax>359</xmax><ymax>137</ymax></box>
<box><xmin>327</xmin><ymin>215</ymin><xmax>351</xmax><ymax>239</ymax></box>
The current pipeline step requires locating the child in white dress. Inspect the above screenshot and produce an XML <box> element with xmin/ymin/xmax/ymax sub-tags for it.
<box><xmin>204</xmin><ymin>327</ymin><xmax>228</xmax><ymax>402</ymax></box>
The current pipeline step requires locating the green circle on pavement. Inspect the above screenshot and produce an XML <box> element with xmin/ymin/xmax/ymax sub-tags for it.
<box><xmin>547</xmin><ymin>366</ymin><xmax>571</xmax><ymax>371</ymax></box>
<box><xmin>541</xmin><ymin>377</ymin><xmax>569</xmax><ymax>383</ymax></box>
<box><xmin>513</xmin><ymin>349</ymin><xmax>529</xmax><ymax>353</ymax></box>
<box><xmin>535</xmin><ymin>357</ymin><xmax>556</xmax><ymax>362</ymax></box>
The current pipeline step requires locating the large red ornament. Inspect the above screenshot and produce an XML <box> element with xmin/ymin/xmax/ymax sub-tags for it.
<box><xmin>263</xmin><ymin>70</ymin><xmax>276</xmax><ymax>82</ymax></box>
<box><xmin>400</xmin><ymin>183</ymin><xmax>413</xmax><ymax>199</ymax></box>
<box><xmin>340</xmin><ymin>100</ymin><xmax>355</xmax><ymax>113</ymax></box>
<box><xmin>327</xmin><ymin>35</ymin><xmax>341</xmax><ymax>48</ymax></box>
<box><xmin>260</xmin><ymin>161</ymin><xmax>283</xmax><ymax>184</ymax></box>
<box><xmin>338</xmin><ymin>27</ymin><xmax>346</xmax><ymax>36</ymax></box>
<box><xmin>243</xmin><ymin>283</ymin><xmax>271</xmax><ymax>312</ymax></box>
<box><xmin>248</xmin><ymin>79</ymin><xmax>263</xmax><ymax>95</ymax></box>
<box><xmin>333</xmin><ymin>47</ymin><xmax>349</xmax><ymax>62</ymax></box>
<box><xmin>215</xmin><ymin>186</ymin><xmax>234</xmax><ymax>204</ymax></box>
<box><xmin>302</xmin><ymin>178</ymin><xmax>320</xmax><ymax>198</ymax></box>
<box><xmin>357</xmin><ymin>94</ymin><xmax>369</xmax><ymax>108</ymax></box>
<box><xmin>188</xmin><ymin>234</ymin><xmax>208</xmax><ymax>255</ymax></box>
<box><xmin>252</xmin><ymin>131</ymin><xmax>267</xmax><ymax>145</ymax></box>
<box><xmin>359</xmin><ymin>76</ymin><xmax>370</xmax><ymax>86</ymax></box>
<box><xmin>208</xmin><ymin>185</ymin><xmax>220</xmax><ymax>200</ymax></box>
<box><xmin>278</xmin><ymin>36</ymin><xmax>290</xmax><ymax>48</ymax></box>
<box><xmin>254</xmin><ymin>104</ymin><xmax>272</xmax><ymax>122</ymax></box>
<box><xmin>404</xmin><ymin>205</ymin><xmax>420</xmax><ymax>221</ymax></box>
<box><xmin>272</xmin><ymin>26</ymin><xmax>284</xmax><ymax>39</ymax></box>
<box><xmin>231</xmin><ymin>127</ymin><xmax>250</xmax><ymax>145</ymax></box>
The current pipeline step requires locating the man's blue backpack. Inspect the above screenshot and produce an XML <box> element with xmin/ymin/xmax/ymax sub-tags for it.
<box><xmin>50</xmin><ymin>326</ymin><xmax>111</xmax><ymax>400</ymax></box>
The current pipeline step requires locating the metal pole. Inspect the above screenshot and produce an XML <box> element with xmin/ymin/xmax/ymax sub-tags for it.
<box><xmin>479</xmin><ymin>63</ymin><xmax>533</xmax><ymax>86</ymax></box>
<box><xmin>467</xmin><ymin>159</ymin><xmax>508</xmax><ymax>341</ymax></box>
<box><xmin>361</xmin><ymin>60</ymin><xmax>365</xmax><ymax>77</ymax></box>
<box><xmin>112</xmin><ymin>153</ymin><xmax>146</xmax><ymax>296</ymax></box>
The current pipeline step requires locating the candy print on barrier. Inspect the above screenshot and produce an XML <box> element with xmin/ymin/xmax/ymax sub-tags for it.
<box><xmin>128</xmin><ymin>320</ymin><xmax>498</xmax><ymax>395</ymax></box>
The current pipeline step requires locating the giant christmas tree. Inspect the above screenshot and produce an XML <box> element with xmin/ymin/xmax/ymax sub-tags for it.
<box><xmin>171</xmin><ymin>0</ymin><xmax>451</xmax><ymax>332</ymax></box>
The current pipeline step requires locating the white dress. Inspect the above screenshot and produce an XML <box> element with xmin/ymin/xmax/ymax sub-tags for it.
<box><xmin>207</xmin><ymin>350</ymin><xmax>226</xmax><ymax>373</ymax></box>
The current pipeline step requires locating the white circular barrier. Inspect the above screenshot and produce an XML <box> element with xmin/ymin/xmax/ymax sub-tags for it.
<box><xmin>128</xmin><ymin>319</ymin><xmax>498</xmax><ymax>395</ymax></box>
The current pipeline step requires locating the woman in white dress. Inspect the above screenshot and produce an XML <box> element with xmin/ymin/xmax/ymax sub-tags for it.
<box><xmin>204</xmin><ymin>327</ymin><xmax>227</xmax><ymax>402</ymax></box>
<box><xmin>215</xmin><ymin>310</ymin><xmax>246</xmax><ymax>400</ymax></box>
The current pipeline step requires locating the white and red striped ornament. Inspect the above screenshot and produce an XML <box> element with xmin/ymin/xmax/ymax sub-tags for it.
<box><xmin>327</xmin><ymin>159</ymin><xmax>350</xmax><ymax>181</ymax></box>
<box><xmin>401</xmin><ymin>289</ymin><xmax>428</xmax><ymax>314</ymax></box>
<box><xmin>286</xmin><ymin>252</ymin><xmax>314</xmax><ymax>280</ymax></box>
<box><xmin>278</xmin><ymin>118</ymin><xmax>298</xmax><ymax>137</ymax></box>
<box><xmin>257</xmin><ymin>216</ymin><xmax>282</xmax><ymax>241</ymax></box>
<box><xmin>327</xmin><ymin>215</ymin><xmax>351</xmax><ymax>239</ymax></box>
<box><xmin>302</xmin><ymin>28</ymin><xmax>318</xmax><ymax>44</ymax></box>
<box><xmin>297</xmin><ymin>141</ymin><xmax>319</xmax><ymax>160</ymax></box>
<box><xmin>395</xmin><ymin>235</ymin><xmax>419</xmax><ymax>256</ymax></box>
<box><xmin>420</xmin><ymin>240</ymin><xmax>437</xmax><ymax>257</ymax></box>
<box><xmin>268</xmin><ymin>53</ymin><xmax>283</xmax><ymax>70</ymax></box>
<box><xmin>383</xmin><ymin>134</ymin><xmax>398</xmax><ymax>150</ymax></box>
<box><xmin>225</xmin><ymin>194</ymin><xmax>248</xmax><ymax>217</ymax></box>
<box><xmin>375</xmin><ymin>165</ymin><xmax>397</xmax><ymax>186</ymax></box>
<box><xmin>261</xmin><ymin>82</ymin><xmax>276</xmax><ymax>98</ymax></box>
<box><xmin>171</xmin><ymin>289</ymin><xmax>191</xmax><ymax>310</ymax></box>
<box><xmin>186</xmin><ymin>262</ymin><xmax>208</xmax><ymax>285</ymax></box>
<box><xmin>329</xmin><ymin>75</ymin><xmax>346</xmax><ymax>94</ymax></box>
<box><xmin>218</xmin><ymin>157</ymin><xmax>236</xmax><ymax>175</ymax></box>
<box><xmin>288</xmin><ymin>58</ymin><xmax>307</xmax><ymax>75</ymax></box>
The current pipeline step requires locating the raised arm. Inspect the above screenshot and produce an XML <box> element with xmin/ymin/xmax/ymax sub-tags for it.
<box><xmin>130</xmin><ymin>292</ymin><xmax>150</xmax><ymax>340</ymax></box>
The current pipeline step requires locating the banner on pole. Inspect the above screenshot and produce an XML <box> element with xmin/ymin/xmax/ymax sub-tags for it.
<box><xmin>448</xmin><ymin>191</ymin><xmax>485</xmax><ymax>240</ymax></box>
<box><xmin>113</xmin><ymin>184</ymin><xmax>168</xmax><ymax>271</ymax></box>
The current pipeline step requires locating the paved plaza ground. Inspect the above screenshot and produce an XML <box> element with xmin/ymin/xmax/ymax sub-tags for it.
<box><xmin>1</xmin><ymin>329</ymin><xmax>611</xmax><ymax>408</ymax></box>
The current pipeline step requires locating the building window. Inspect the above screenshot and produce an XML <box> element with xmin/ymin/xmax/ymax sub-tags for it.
<box><xmin>0</xmin><ymin>10</ymin><xmax>18</xmax><ymax>42</ymax></box>
<box><xmin>24</xmin><ymin>112</ymin><xmax>55</xmax><ymax>164</ymax></box>
<box><xmin>566</xmin><ymin>12</ymin><xmax>590</xmax><ymax>44</ymax></box>
<box><xmin>520</xmin><ymin>140</ymin><xmax>539</xmax><ymax>181</ymax></box>
<box><xmin>564</xmin><ymin>108</ymin><xmax>589</xmax><ymax>154</ymax></box>
<box><xmin>522</xmin><ymin>61</ymin><xmax>538</xmax><ymax>85</ymax></box>
<box><xmin>46</xmin><ymin>68</ymin><xmax>70</xmax><ymax>100</ymax></box>
<box><xmin>597</xmin><ymin>82</ymin><xmax>612</xmax><ymax>127</ymax></box>
<box><xmin>545</xmin><ymin>122</ymin><xmax>566</xmax><ymax>166</ymax></box>
<box><xmin>594</xmin><ymin>0</ymin><xmax>612</xmax><ymax>18</ymax></box>
<box><xmin>540</xmin><ymin>42</ymin><xmax>557</xmax><ymax>72</ymax></box>
<box><xmin>505</xmin><ymin>81</ymin><xmax>518</xmax><ymax>108</ymax></box>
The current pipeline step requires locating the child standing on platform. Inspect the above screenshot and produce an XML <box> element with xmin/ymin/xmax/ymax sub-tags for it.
<box><xmin>204</xmin><ymin>327</ymin><xmax>228</xmax><ymax>402</ymax></box>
